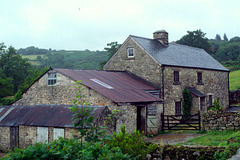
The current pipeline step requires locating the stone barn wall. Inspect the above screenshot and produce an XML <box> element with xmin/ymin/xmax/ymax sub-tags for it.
<box><xmin>0</xmin><ymin>127</ymin><xmax>10</xmax><ymax>152</ymax></box>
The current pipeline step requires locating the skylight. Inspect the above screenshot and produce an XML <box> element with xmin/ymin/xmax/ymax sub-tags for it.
<box><xmin>90</xmin><ymin>79</ymin><xmax>114</xmax><ymax>89</ymax></box>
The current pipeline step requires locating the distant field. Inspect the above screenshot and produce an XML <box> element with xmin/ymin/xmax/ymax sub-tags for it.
<box><xmin>22</xmin><ymin>54</ymin><xmax>45</xmax><ymax>60</ymax></box>
<box><xmin>28</xmin><ymin>61</ymin><xmax>40</xmax><ymax>66</ymax></box>
<box><xmin>229</xmin><ymin>70</ymin><xmax>240</xmax><ymax>91</ymax></box>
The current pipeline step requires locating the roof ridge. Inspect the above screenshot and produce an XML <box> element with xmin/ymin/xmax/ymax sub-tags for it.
<box><xmin>130</xmin><ymin>35</ymin><xmax>154</xmax><ymax>41</ymax></box>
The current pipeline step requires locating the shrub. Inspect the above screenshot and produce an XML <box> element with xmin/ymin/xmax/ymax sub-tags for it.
<box><xmin>106</xmin><ymin>125</ymin><xmax>157</xmax><ymax>160</ymax></box>
<box><xmin>3</xmin><ymin>137</ymin><xmax>132</xmax><ymax>160</ymax></box>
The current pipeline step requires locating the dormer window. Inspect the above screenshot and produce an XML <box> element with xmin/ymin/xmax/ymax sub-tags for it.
<box><xmin>48</xmin><ymin>71</ymin><xmax>57</xmax><ymax>86</ymax></box>
<box><xmin>127</xmin><ymin>48</ymin><xmax>134</xmax><ymax>58</ymax></box>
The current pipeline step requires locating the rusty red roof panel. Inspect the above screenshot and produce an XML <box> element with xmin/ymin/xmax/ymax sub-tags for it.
<box><xmin>0</xmin><ymin>105</ymin><xmax>107</xmax><ymax>127</ymax></box>
<box><xmin>54</xmin><ymin>68</ymin><xmax>163</xmax><ymax>103</ymax></box>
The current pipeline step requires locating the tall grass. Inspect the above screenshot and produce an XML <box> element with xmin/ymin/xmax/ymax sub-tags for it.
<box><xmin>229</xmin><ymin>70</ymin><xmax>240</xmax><ymax>91</ymax></box>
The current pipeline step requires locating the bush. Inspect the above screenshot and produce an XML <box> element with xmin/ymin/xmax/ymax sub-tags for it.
<box><xmin>106</xmin><ymin>125</ymin><xmax>157</xmax><ymax>160</ymax></box>
<box><xmin>3</xmin><ymin>137</ymin><xmax>132</xmax><ymax>160</ymax></box>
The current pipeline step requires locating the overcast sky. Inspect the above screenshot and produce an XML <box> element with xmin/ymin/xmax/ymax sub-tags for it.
<box><xmin>1</xmin><ymin>0</ymin><xmax>240</xmax><ymax>51</ymax></box>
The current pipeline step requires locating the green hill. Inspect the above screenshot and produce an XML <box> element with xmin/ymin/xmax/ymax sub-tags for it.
<box><xmin>229</xmin><ymin>70</ymin><xmax>240</xmax><ymax>91</ymax></box>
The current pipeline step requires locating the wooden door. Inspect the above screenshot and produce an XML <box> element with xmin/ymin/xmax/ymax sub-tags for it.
<box><xmin>137</xmin><ymin>106</ymin><xmax>145</xmax><ymax>133</ymax></box>
<box><xmin>37</xmin><ymin>127</ymin><xmax>48</xmax><ymax>143</ymax></box>
<box><xmin>10</xmin><ymin>127</ymin><xmax>19</xmax><ymax>150</ymax></box>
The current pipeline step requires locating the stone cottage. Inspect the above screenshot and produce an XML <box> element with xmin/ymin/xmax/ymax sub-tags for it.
<box><xmin>103</xmin><ymin>30</ymin><xmax>229</xmax><ymax>115</ymax></box>
<box><xmin>0</xmin><ymin>104</ymin><xmax>114</xmax><ymax>151</ymax></box>
<box><xmin>14</xmin><ymin>69</ymin><xmax>163</xmax><ymax>135</ymax></box>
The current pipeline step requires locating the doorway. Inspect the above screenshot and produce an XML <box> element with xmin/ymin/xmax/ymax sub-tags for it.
<box><xmin>137</xmin><ymin>106</ymin><xmax>146</xmax><ymax>133</ymax></box>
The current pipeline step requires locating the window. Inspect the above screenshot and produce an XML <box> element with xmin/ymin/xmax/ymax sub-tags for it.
<box><xmin>200</xmin><ymin>97</ymin><xmax>205</xmax><ymax>110</ymax></box>
<box><xmin>127</xmin><ymin>48</ymin><xmax>134</xmax><ymax>58</ymax></box>
<box><xmin>175</xmin><ymin>101</ymin><xmax>182</xmax><ymax>115</ymax></box>
<box><xmin>173</xmin><ymin>71</ymin><xmax>180</xmax><ymax>84</ymax></box>
<box><xmin>48</xmin><ymin>71</ymin><xmax>57</xmax><ymax>86</ymax></box>
<box><xmin>197</xmin><ymin>72</ymin><xmax>203</xmax><ymax>84</ymax></box>
<box><xmin>209</xmin><ymin>95</ymin><xmax>213</xmax><ymax>106</ymax></box>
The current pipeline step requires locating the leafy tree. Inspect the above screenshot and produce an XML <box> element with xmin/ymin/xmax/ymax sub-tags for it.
<box><xmin>0</xmin><ymin>44</ymin><xmax>31</xmax><ymax>92</ymax></box>
<box><xmin>215</xmin><ymin>44</ymin><xmax>240</xmax><ymax>61</ymax></box>
<box><xmin>176</xmin><ymin>29</ymin><xmax>211</xmax><ymax>53</ymax></box>
<box><xmin>0</xmin><ymin>69</ymin><xmax>13</xmax><ymax>98</ymax></box>
<box><xmin>182</xmin><ymin>88</ymin><xmax>192</xmax><ymax>117</ymax></box>
<box><xmin>100</xmin><ymin>41</ymin><xmax>121</xmax><ymax>68</ymax></box>
<box><xmin>230</xmin><ymin>36</ymin><xmax>240</xmax><ymax>42</ymax></box>
<box><xmin>215</xmin><ymin>34</ymin><xmax>222</xmax><ymax>41</ymax></box>
<box><xmin>223</xmin><ymin>33</ymin><xmax>228</xmax><ymax>41</ymax></box>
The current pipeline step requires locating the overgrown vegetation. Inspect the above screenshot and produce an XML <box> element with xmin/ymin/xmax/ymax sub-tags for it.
<box><xmin>209</xmin><ymin>98</ymin><xmax>224</xmax><ymax>111</ymax></box>
<box><xmin>182</xmin><ymin>88</ymin><xmax>193</xmax><ymax>117</ymax></box>
<box><xmin>229</xmin><ymin>70</ymin><xmax>240</xmax><ymax>91</ymax></box>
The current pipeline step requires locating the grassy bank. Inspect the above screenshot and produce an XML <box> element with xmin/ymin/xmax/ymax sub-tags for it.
<box><xmin>230</xmin><ymin>70</ymin><xmax>240</xmax><ymax>91</ymax></box>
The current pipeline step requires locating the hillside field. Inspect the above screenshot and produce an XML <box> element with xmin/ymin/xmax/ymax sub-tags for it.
<box><xmin>229</xmin><ymin>70</ymin><xmax>240</xmax><ymax>91</ymax></box>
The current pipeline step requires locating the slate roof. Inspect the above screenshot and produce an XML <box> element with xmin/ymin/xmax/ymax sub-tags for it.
<box><xmin>186</xmin><ymin>87</ymin><xmax>206</xmax><ymax>97</ymax></box>
<box><xmin>54</xmin><ymin>69</ymin><xmax>162</xmax><ymax>103</ymax></box>
<box><xmin>0</xmin><ymin>105</ymin><xmax>107</xmax><ymax>127</ymax></box>
<box><xmin>131</xmin><ymin>35</ymin><xmax>228</xmax><ymax>71</ymax></box>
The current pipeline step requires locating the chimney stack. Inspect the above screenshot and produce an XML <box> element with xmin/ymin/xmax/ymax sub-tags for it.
<box><xmin>153</xmin><ymin>30</ymin><xmax>168</xmax><ymax>46</ymax></box>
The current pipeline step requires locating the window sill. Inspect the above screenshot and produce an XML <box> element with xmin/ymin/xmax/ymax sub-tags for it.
<box><xmin>197</xmin><ymin>83</ymin><xmax>204</xmax><ymax>85</ymax></box>
<box><xmin>173</xmin><ymin>82</ymin><xmax>181</xmax><ymax>85</ymax></box>
<box><xmin>126</xmin><ymin>57</ymin><xmax>135</xmax><ymax>60</ymax></box>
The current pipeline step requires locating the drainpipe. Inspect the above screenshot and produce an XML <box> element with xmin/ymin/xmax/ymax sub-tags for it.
<box><xmin>161</xmin><ymin>65</ymin><xmax>165</xmax><ymax>114</ymax></box>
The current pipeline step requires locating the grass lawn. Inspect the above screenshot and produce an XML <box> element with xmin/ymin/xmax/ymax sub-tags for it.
<box><xmin>230</xmin><ymin>70</ymin><xmax>240</xmax><ymax>91</ymax></box>
<box><xmin>180</xmin><ymin>130</ymin><xmax>240</xmax><ymax>147</ymax></box>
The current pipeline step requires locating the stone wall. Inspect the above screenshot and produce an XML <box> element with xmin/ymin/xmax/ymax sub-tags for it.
<box><xmin>104</xmin><ymin>37</ymin><xmax>162</xmax><ymax>88</ymax></box>
<box><xmin>163</xmin><ymin>66</ymin><xmax>229</xmax><ymax>115</ymax></box>
<box><xmin>0</xmin><ymin>127</ymin><xmax>10</xmax><ymax>152</ymax></box>
<box><xmin>19</xmin><ymin>125</ymin><xmax>37</xmax><ymax>149</ymax></box>
<box><xmin>230</xmin><ymin>89</ymin><xmax>240</xmax><ymax>105</ymax></box>
<box><xmin>202</xmin><ymin>110</ymin><xmax>240</xmax><ymax>131</ymax></box>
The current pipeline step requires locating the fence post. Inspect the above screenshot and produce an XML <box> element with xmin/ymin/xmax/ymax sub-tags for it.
<box><xmin>161</xmin><ymin>113</ymin><xmax>164</xmax><ymax>131</ymax></box>
<box><xmin>198</xmin><ymin>111</ymin><xmax>201</xmax><ymax>131</ymax></box>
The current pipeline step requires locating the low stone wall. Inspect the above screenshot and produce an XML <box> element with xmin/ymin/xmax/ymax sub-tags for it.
<box><xmin>230</xmin><ymin>89</ymin><xmax>240</xmax><ymax>105</ymax></box>
<box><xmin>202</xmin><ymin>110</ymin><xmax>240</xmax><ymax>131</ymax></box>
<box><xmin>146</xmin><ymin>145</ymin><xmax>225</xmax><ymax>160</ymax></box>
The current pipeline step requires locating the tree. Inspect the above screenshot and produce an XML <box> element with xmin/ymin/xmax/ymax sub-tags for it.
<box><xmin>223</xmin><ymin>33</ymin><xmax>228</xmax><ymax>41</ymax></box>
<box><xmin>215</xmin><ymin>34</ymin><xmax>222</xmax><ymax>41</ymax></box>
<box><xmin>0</xmin><ymin>69</ymin><xmax>13</xmax><ymax>98</ymax></box>
<box><xmin>176</xmin><ymin>29</ymin><xmax>211</xmax><ymax>53</ymax></box>
<box><xmin>100</xmin><ymin>42</ymin><xmax>121</xmax><ymax>68</ymax></box>
<box><xmin>230</xmin><ymin>36</ymin><xmax>240</xmax><ymax>42</ymax></box>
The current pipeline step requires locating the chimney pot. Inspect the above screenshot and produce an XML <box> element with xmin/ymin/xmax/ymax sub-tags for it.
<box><xmin>153</xmin><ymin>30</ymin><xmax>168</xmax><ymax>46</ymax></box>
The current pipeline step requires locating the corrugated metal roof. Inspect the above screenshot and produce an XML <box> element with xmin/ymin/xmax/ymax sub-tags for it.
<box><xmin>131</xmin><ymin>35</ymin><xmax>228</xmax><ymax>72</ymax></box>
<box><xmin>54</xmin><ymin>69</ymin><xmax>163</xmax><ymax>103</ymax></box>
<box><xmin>0</xmin><ymin>105</ymin><xmax>107</xmax><ymax>127</ymax></box>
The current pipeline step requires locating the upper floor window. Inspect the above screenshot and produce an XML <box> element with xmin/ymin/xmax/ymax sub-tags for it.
<box><xmin>173</xmin><ymin>71</ymin><xmax>180</xmax><ymax>85</ymax></box>
<box><xmin>197</xmin><ymin>72</ymin><xmax>203</xmax><ymax>84</ymax></box>
<box><xmin>127</xmin><ymin>48</ymin><xmax>134</xmax><ymax>58</ymax></box>
<box><xmin>48</xmin><ymin>71</ymin><xmax>57</xmax><ymax>86</ymax></box>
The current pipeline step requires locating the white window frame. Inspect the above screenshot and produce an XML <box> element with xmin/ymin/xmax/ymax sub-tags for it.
<box><xmin>127</xmin><ymin>48</ymin><xmax>134</xmax><ymax>58</ymax></box>
<box><xmin>47</xmin><ymin>71</ymin><xmax>57</xmax><ymax>86</ymax></box>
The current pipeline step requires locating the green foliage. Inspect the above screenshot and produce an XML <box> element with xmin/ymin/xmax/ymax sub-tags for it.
<box><xmin>106</xmin><ymin>125</ymin><xmax>157</xmax><ymax>160</ymax></box>
<box><xmin>3</xmin><ymin>137</ymin><xmax>132</xmax><ymax>160</ymax></box>
<box><xmin>176</xmin><ymin>29</ymin><xmax>211</xmax><ymax>53</ymax></box>
<box><xmin>100</xmin><ymin>41</ymin><xmax>121</xmax><ymax>68</ymax></box>
<box><xmin>182</xmin><ymin>88</ymin><xmax>192</xmax><ymax>116</ymax></box>
<box><xmin>209</xmin><ymin>98</ymin><xmax>223</xmax><ymax>111</ymax></box>
<box><xmin>214</xmin><ymin>133</ymin><xmax>240</xmax><ymax>160</ymax></box>
<box><xmin>0</xmin><ymin>69</ymin><xmax>13</xmax><ymax>98</ymax></box>
<box><xmin>229</xmin><ymin>70</ymin><xmax>240</xmax><ymax>91</ymax></box>
<box><xmin>69</xmin><ymin>81</ymin><xmax>107</xmax><ymax>145</ymax></box>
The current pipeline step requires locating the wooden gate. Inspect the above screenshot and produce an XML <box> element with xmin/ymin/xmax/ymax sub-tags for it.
<box><xmin>161</xmin><ymin>112</ymin><xmax>201</xmax><ymax>131</ymax></box>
